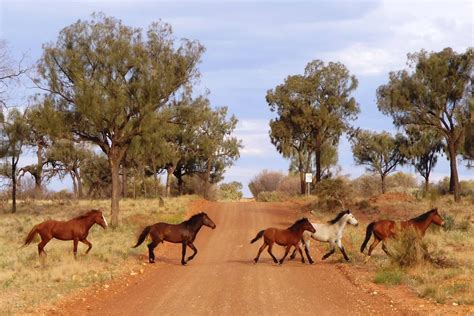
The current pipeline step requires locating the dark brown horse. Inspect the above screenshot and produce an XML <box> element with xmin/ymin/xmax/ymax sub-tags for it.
<box><xmin>133</xmin><ymin>212</ymin><xmax>216</xmax><ymax>265</ymax></box>
<box><xmin>23</xmin><ymin>209</ymin><xmax>108</xmax><ymax>258</ymax></box>
<box><xmin>251</xmin><ymin>218</ymin><xmax>316</xmax><ymax>265</ymax></box>
<box><xmin>360</xmin><ymin>208</ymin><xmax>445</xmax><ymax>257</ymax></box>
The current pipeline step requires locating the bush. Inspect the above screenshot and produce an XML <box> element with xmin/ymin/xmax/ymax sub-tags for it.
<box><xmin>355</xmin><ymin>199</ymin><xmax>379</xmax><ymax>214</ymax></box>
<box><xmin>219</xmin><ymin>182</ymin><xmax>243</xmax><ymax>200</ymax></box>
<box><xmin>352</xmin><ymin>173</ymin><xmax>381</xmax><ymax>197</ymax></box>
<box><xmin>248</xmin><ymin>170</ymin><xmax>285</xmax><ymax>197</ymax></box>
<box><xmin>386</xmin><ymin>172</ymin><xmax>418</xmax><ymax>192</ymax></box>
<box><xmin>256</xmin><ymin>191</ymin><xmax>289</xmax><ymax>202</ymax></box>
<box><xmin>276</xmin><ymin>175</ymin><xmax>300</xmax><ymax>196</ymax></box>
<box><xmin>386</xmin><ymin>229</ymin><xmax>425</xmax><ymax>267</ymax></box>
<box><xmin>313</xmin><ymin>177</ymin><xmax>354</xmax><ymax>212</ymax></box>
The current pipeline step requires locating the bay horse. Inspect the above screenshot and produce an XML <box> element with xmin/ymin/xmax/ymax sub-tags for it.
<box><xmin>250</xmin><ymin>217</ymin><xmax>316</xmax><ymax>265</ymax></box>
<box><xmin>133</xmin><ymin>212</ymin><xmax>216</xmax><ymax>265</ymax></box>
<box><xmin>289</xmin><ymin>210</ymin><xmax>359</xmax><ymax>263</ymax></box>
<box><xmin>360</xmin><ymin>208</ymin><xmax>444</xmax><ymax>257</ymax></box>
<box><xmin>23</xmin><ymin>209</ymin><xmax>108</xmax><ymax>258</ymax></box>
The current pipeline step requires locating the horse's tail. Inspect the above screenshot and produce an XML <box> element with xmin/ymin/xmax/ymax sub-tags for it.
<box><xmin>250</xmin><ymin>230</ymin><xmax>265</xmax><ymax>244</ymax></box>
<box><xmin>22</xmin><ymin>225</ymin><xmax>38</xmax><ymax>247</ymax></box>
<box><xmin>360</xmin><ymin>222</ymin><xmax>375</xmax><ymax>253</ymax></box>
<box><xmin>132</xmin><ymin>225</ymin><xmax>152</xmax><ymax>248</ymax></box>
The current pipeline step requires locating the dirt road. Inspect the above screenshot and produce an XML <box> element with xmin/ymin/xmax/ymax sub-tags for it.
<box><xmin>56</xmin><ymin>202</ymin><xmax>407</xmax><ymax>315</ymax></box>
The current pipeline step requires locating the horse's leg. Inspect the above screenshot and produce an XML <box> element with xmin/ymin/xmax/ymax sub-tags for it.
<box><xmin>381</xmin><ymin>242</ymin><xmax>391</xmax><ymax>257</ymax></box>
<box><xmin>337</xmin><ymin>239</ymin><xmax>350</xmax><ymax>261</ymax></box>
<box><xmin>267</xmin><ymin>242</ymin><xmax>279</xmax><ymax>264</ymax></box>
<box><xmin>279</xmin><ymin>245</ymin><xmax>292</xmax><ymax>265</ymax></box>
<box><xmin>73</xmin><ymin>239</ymin><xmax>79</xmax><ymax>259</ymax></box>
<box><xmin>80</xmin><ymin>239</ymin><xmax>92</xmax><ymax>254</ymax></box>
<box><xmin>37</xmin><ymin>237</ymin><xmax>50</xmax><ymax>257</ymax></box>
<box><xmin>186</xmin><ymin>243</ymin><xmax>198</xmax><ymax>262</ymax></box>
<box><xmin>304</xmin><ymin>240</ymin><xmax>314</xmax><ymax>264</ymax></box>
<box><xmin>254</xmin><ymin>242</ymin><xmax>267</xmax><ymax>263</ymax></box>
<box><xmin>147</xmin><ymin>241</ymin><xmax>159</xmax><ymax>263</ymax></box>
<box><xmin>296</xmin><ymin>244</ymin><xmax>306</xmax><ymax>264</ymax></box>
<box><xmin>367</xmin><ymin>237</ymin><xmax>380</xmax><ymax>256</ymax></box>
<box><xmin>322</xmin><ymin>241</ymin><xmax>336</xmax><ymax>260</ymax></box>
<box><xmin>289</xmin><ymin>240</ymin><xmax>303</xmax><ymax>260</ymax></box>
<box><xmin>181</xmin><ymin>241</ymin><xmax>187</xmax><ymax>265</ymax></box>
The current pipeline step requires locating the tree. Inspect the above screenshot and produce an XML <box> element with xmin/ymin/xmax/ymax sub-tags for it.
<box><xmin>464</xmin><ymin>98</ymin><xmax>474</xmax><ymax>164</ymax></box>
<box><xmin>350</xmin><ymin>130</ymin><xmax>405</xmax><ymax>194</ymax></box>
<box><xmin>35</xmin><ymin>14</ymin><xmax>204</xmax><ymax>226</ymax></box>
<box><xmin>267</xmin><ymin>60</ymin><xmax>359</xmax><ymax>193</ymax></box>
<box><xmin>0</xmin><ymin>108</ymin><xmax>29</xmax><ymax>212</ymax></box>
<box><xmin>400</xmin><ymin>128</ymin><xmax>443</xmax><ymax>193</ymax></box>
<box><xmin>219</xmin><ymin>181</ymin><xmax>243</xmax><ymax>200</ymax></box>
<box><xmin>377</xmin><ymin>48</ymin><xmax>474</xmax><ymax>202</ymax></box>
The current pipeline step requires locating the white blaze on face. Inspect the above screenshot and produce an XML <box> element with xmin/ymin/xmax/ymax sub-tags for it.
<box><xmin>102</xmin><ymin>214</ymin><xmax>108</xmax><ymax>227</ymax></box>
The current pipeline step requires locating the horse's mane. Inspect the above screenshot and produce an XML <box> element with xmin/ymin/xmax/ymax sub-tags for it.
<box><xmin>288</xmin><ymin>218</ymin><xmax>309</xmax><ymax>231</ymax></box>
<box><xmin>185</xmin><ymin>212</ymin><xmax>205</xmax><ymax>226</ymax></box>
<box><xmin>73</xmin><ymin>209</ymin><xmax>100</xmax><ymax>220</ymax></box>
<box><xmin>411</xmin><ymin>208</ymin><xmax>437</xmax><ymax>223</ymax></box>
<box><xmin>327</xmin><ymin>210</ymin><xmax>350</xmax><ymax>224</ymax></box>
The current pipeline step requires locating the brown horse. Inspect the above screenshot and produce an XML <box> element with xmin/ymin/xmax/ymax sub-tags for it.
<box><xmin>133</xmin><ymin>212</ymin><xmax>216</xmax><ymax>265</ymax></box>
<box><xmin>251</xmin><ymin>218</ymin><xmax>316</xmax><ymax>265</ymax></box>
<box><xmin>23</xmin><ymin>209</ymin><xmax>108</xmax><ymax>258</ymax></box>
<box><xmin>360</xmin><ymin>208</ymin><xmax>445</xmax><ymax>257</ymax></box>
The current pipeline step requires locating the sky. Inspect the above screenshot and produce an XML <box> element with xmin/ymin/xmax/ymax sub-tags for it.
<box><xmin>0</xmin><ymin>0</ymin><xmax>473</xmax><ymax>197</ymax></box>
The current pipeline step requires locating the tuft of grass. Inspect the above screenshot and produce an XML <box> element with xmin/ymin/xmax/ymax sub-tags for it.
<box><xmin>374</xmin><ymin>267</ymin><xmax>403</xmax><ymax>285</ymax></box>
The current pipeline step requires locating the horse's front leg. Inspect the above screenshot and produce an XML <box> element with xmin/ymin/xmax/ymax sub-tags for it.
<box><xmin>186</xmin><ymin>242</ymin><xmax>198</xmax><ymax>262</ymax></box>
<box><xmin>81</xmin><ymin>239</ymin><xmax>93</xmax><ymax>254</ymax></box>
<box><xmin>279</xmin><ymin>245</ymin><xmax>292</xmax><ymax>265</ymax></box>
<box><xmin>296</xmin><ymin>243</ymin><xmax>305</xmax><ymax>264</ymax></box>
<box><xmin>73</xmin><ymin>239</ymin><xmax>79</xmax><ymax>259</ymax></box>
<box><xmin>337</xmin><ymin>239</ymin><xmax>349</xmax><ymax>261</ymax></box>
<box><xmin>181</xmin><ymin>241</ymin><xmax>187</xmax><ymax>265</ymax></box>
<box><xmin>304</xmin><ymin>240</ymin><xmax>314</xmax><ymax>264</ymax></box>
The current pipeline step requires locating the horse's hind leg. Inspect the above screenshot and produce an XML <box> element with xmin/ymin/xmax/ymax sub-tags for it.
<box><xmin>322</xmin><ymin>242</ymin><xmax>336</xmax><ymax>260</ymax></box>
<box><xmin>81</xmin><ymin>239</ymin><xmax>92</xmax><ymax>254</ymax></box>
<box><xmin>147</xmin><ymin>241</ymin><xmax>159</xmax><ymax>264</ymax></box>
<box><xmin>381</xmin><ymin>242</ymin><xmax>391</xmax><ymax>256</ymax></box>
<box><xmin>254</xmin><ymin>242</ymin><xmax>267</xmax><ymax>263</ymax></box>
<box><xmin>73</xmin><ymin>239</ymin><xmax>79</xmax><ymax>259</ymax></box>
<box><xmin>304</xmin><ymin>240</ymin><xmax>314</xmax><ymax>264</ymax></box>
<box><xmin>186</xmin><ymin>243</ymin><xmax>198</xmax><ymax>262</ymax></box>
<box><xmin>37</xmin><ymin>237</ymin><xmax>50</xmax><ymax>258</ymax></box>
<box><xmin>279</xmin><ymin>245</ymin><xmax>292</xmax><ymax>265</ymax></box>
<box><xmin>367</xmin><ymin>237</ymin><xmax>380</xmax><ymax>256</ymax></box>
<box><xmin>296</xmin><ymin>244</ymin><xmax>306</xmax><ymax>264</ymax></box>
<box><xmin>267</xmin><ymin>243</ymin><xmax>279</xmax><ymax>264</ymax></box>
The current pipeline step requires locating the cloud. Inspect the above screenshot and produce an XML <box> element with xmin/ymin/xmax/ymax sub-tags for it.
<box><xmin>234</xmin><ymin>119</ymin><xmax>275</xmax><ymax>157</ymax></box>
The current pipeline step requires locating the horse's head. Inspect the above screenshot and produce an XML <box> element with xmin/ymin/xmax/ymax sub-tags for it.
<box><xmin>344</xmin><ymin>210</ymin><xmax>359</xmax><ymax>227</ymax></box>
<box><xmin>301</xmin><ymin>218</ymin><xmax>316</xmax><ymax>234</ymax></box>
<box><xmin>92</xmin><ymin>210</ymin><xmax>108</xmax><ymax>229</ymax></box>
<box><xmin>431</xmin><ymin>208</ymin><xmax>445</xmax><ymax>227</ymax></box>
<box><xmin>201</xmin><ymin>212</ymin><xmax>216</xmax><ymax>229</ymax></box>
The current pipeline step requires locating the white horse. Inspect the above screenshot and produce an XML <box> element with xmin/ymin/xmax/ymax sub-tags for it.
<box><xmin>290</xmin><ymin>210</ymin><xmax>359</xmax><ymax>263</ymax></box>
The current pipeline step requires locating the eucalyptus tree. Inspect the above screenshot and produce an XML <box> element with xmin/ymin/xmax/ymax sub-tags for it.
<box><xmin>35</xmin><ymin>14</ymin><xmax>204</xmax><ymax>226</ymax></box>
<box><xmin>377</xmin><ymin>48</ymin><xmax>474</xmax><ymax>201</ymax></box>
<box><xmin>267</xmin><ymin>60</ymin><xmax>359</xmax><ymax>193</ymax></box>
<box><xmin>350</xmin><ymin>130</ymin><xmax>405</xmax><ymax>194</ymax></box>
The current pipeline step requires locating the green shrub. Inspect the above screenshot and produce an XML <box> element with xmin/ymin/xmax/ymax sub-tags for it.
<box><xmin>256</xmin><ymin>191</ymin><xmax>289</xmax><ymax>202</ymax></box>
<box><xmin>219</xmin><ymin>182</ymin><xmax>243</xmax><ymax>200</ymax></box>
<box><xmin>313</xmin><ymin>177</ymin><xmax>354</xmax><ymax>212</ymax></box>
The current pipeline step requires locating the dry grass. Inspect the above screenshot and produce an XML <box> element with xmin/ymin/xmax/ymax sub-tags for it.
<box><xmin>0</xmin><ymin>196</ymin><xmax>198</xmax><ymax>315</ymax></box>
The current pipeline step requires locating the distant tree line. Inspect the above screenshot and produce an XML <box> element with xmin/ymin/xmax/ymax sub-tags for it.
<box><xmin>267</xmin><ymin>47</ymin><xmax>473</xmax><ymax>202</ymax></box>
<box><xmin>0</xmin><ymin>14</ymin><xmax>241</xmax><ymax>225</ymax></box>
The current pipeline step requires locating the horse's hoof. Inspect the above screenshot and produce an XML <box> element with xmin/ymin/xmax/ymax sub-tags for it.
<box><xmin>181</xmin><ymin>261</ymin><xmax>187</xmax><ymax>266</ymax></box>
<box><xmin>149</xmin><ymin>259</ymin><xmax>155</xmax><ymax>264</ymax></box>
<box><xmin>253</xmin><ymin>259</ymin><xmax>258</xmax><ymax>264</ymax></box>
<box><xmin>309</xmin><ymin>261</ymin><xmax>315</xmax><ymax>265</ymax></box>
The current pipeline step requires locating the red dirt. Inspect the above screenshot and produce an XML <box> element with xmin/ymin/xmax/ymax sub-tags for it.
<box><xmin>40</xmin><ymin>201</ymin><xmax>471</xmax><ymax>315</ymax></box>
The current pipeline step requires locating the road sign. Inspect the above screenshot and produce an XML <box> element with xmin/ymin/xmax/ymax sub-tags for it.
<box><xmin>305</xmin><ymin>173</ymin><xmax>312</xmax><ymax>183</ymax></box>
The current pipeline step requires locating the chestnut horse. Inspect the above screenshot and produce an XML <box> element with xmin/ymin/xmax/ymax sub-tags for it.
<box><xmin>360</xmin><ymin>208</ymin><xmax>444</xmax><ymax>257</ymax></box>
<box><xmin>133</xmin><ymin>212</ymin><xmax>216</xmax><ymax>265</ymax></box>
<box><xmin>23</xmin><ymin>209</ymin><xmax>108</xmax><ymax>258</ymax></box>
<box><xmin>251</xmin><ymin>218</ymin><xmax>316</xmax><ymax>265</ymax></box>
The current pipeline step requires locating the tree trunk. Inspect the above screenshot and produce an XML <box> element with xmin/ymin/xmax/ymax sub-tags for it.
<box><xmin>11</xmin><ymin>156</ymin><xmax>17</xmax><ymax>213</ymax></box>
<box><xmin>380</xmin><ymin>173</ymin><xmax>386</xmax><ymax>194</ymax></box>
<box><xmin>121</xmin><ymin>164</ymin><xmax>127</xmax><ymax>198</ymax></box>
<box><xmin>166</xmin><ymin>165</ymin><xmax>175</xmax><ymax>198</ymax></box>
<box><xmin>177</xmin><ymin>175</ymin><xmax>184</xmax><ymax>195</ymax></box>
<box><xmin>70</xmin><ymin>172</ymin><xmax>78</xmax><ymax>198</ymax></box>
<box><xmin>75</xmin><ymin>168</ymin><xmax>83</xmax><ymax>199</ymax></box>
<box><xmin>34</xmin><ymin>141</ymin><xmax>43</xmax><ymax>199</ymax></box>
<box><xmin>447</xmin><ymin>140</ymin><xmax>460</xmax><ymax>202</ymax></box>
<box><xmin>110</xmin><ymin>157</ymin><xmax>121</xmax><ymax>228</ymax></box>
<box><xmin>424</xmin><ymin>176</ymin><xmax>430</xmax><ymax>194</ymax></box>
<box><xmin>299</xmin><ymin>171</ymin><xmax>305</xmax><ymax>195</ymax></box>
<box><xmin>204</xmin><ymin>157</ymin><xmax>213</xmax><ymax>200</ymax></box>
<box><xmin>315</xmin><ymin>143</ymin><xmax>322</xmax><ymax>183</ymax></box>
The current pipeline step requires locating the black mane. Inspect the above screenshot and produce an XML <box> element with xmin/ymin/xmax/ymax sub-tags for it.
<box><xmin>288</xmin><ymin>218</ymin><xmax>309</xmax><ymax>231</ymax></box>
<box><xmin>411</xmin><ymin>208</ymin><xmax>437</xmax><ymax>223</ymax></box>
<box><xmin>327</xmin><ymin>210</ymin><xmax>350</xmax><ymax>224</ymax></box>
<box><xmin>185</xmin><ymin>212</ymin><xmax>205</xmax><ymax>226</ymax></box>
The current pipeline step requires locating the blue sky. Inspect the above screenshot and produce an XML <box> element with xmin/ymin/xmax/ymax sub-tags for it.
<box><xmin>0</xmin><ymin>0</ymin><xmax>473</xmax><ymax>196</ymax></box>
